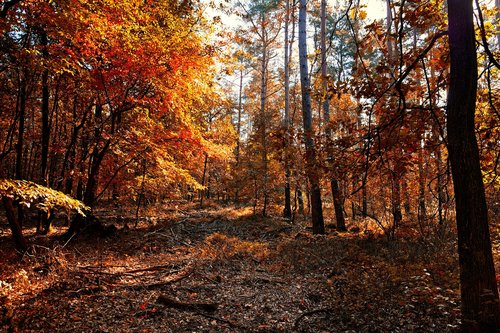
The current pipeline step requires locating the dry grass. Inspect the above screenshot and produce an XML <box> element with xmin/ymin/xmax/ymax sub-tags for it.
<box><xmin>200</xmin><ymin>232</ymin><xmax>269</xmax><ymax>262</ymax></box>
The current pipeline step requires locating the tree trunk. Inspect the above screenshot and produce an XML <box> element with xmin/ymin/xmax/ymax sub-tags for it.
<box><xmin>391</xmin><ymin>173</ymin><xmax>402</xmax><ymax>239</ymax></box>
<box><xmin>447</xmin><ymin>1</ymin><xmax>500</xmax><ymax>331</ymax></box>
<box><xmin>40</xmin><ymin>31</ymin><xmax>50</xmax><ymax>187</ymax></box>
<box><xmin>283</xmin><ymin>0</ymin><xmax>292</xmax><ymax>220</ymax></box>
<box><xmin>321</xmin><ymin>0</ymin><xmax>345</xmax><ymax>231</ymax></box>
<box><xmin>298</xmin><ymin>0</ymin><xmax>324</xmax><ymax>234</ymax></box>
<box><xmin>38</xmin><ymin>31</ymin><xmax>51</xmax><ymax>235</ymax></box>
<box><xmin>297</xmin><ymin>187</ymin><xmax>304</xmax><ymax>215</ymax></box>
<box><xmin>2</xmin><ymin>197</ymin><xmax>28</xmax><ymax>251</ymax></box>
<box><xmin>401</xmin><ymin>180</ymin><xmax>410</xmax><ymax>214</ymax></box>
<box><xmin>331</xmin><ymin>179</ymin><xmax>346</xmax><ymax>230</ymax></box>
<box><xmin>200</xmin><ymin>153</ymin><xmax>208</xmax><ymax>207</ymax></box>
<box><xmin>15</xmin><ymin>70</ymin><xmax>26</xmax><ymax>229</ymax></box>
<box><xmin>436</xmin><ymin>146</ymin><xmax>445</xmax><ymax>225</ymax></box>
<box><xmin>386</xmin><ymin>0</ymin><xmax>394</xmax><ymax>60</ymax></box>
<box><xmin>235</xmin><ymin>66</ymin><xmax>243</xmax><ymax>203</ymax></box>
<box><xmin>259</xmin><ymin>13</ymin><xmax>269</xmax><ymax>217</ymax></box>
<box><xmin>418</xmin><ymin>137</ymin><xmax>427</xmax><ymax>228</ymax></box>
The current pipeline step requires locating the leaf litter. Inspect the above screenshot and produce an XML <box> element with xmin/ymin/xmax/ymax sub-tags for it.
<box><xmin>0</xmin><ymin>204</ymin><xmax>470</xmax><ymax>332</ymax></box>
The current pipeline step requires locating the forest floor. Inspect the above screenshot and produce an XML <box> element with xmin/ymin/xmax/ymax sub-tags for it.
<box><xmin>1</xmin><ymin>202</ymin><xmax>498</xmax><ymax>332</ymax></box>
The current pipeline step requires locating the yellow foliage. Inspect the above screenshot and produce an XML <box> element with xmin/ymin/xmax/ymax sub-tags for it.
<box><xmin>0</xmin><ymin>179</ymin><xmax>88</xmax><ymax>215</ymax></box>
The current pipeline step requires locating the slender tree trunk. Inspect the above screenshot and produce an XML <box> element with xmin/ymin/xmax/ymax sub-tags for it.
<box><xmin>362</xmin><ymin>180</ymin><xmax>367</xmax><ymax>217</ymax></box>
<box><xmin>38</xmin><ymin>31</ymin><xmax>51</xmax><ymax>234</ymax></box>
<box><xmin>200</xmin><ymin>153</ymin><xmax>208</xmax><ymax>207</ymax></box>
<box><xmin>283</xmin><ymin>0</ymin><xmax>292</xmax><ymax>220</ymax></box>
<box><xmin>402</xmin><ymin>179</ymin><xmax>410</xmax><ymax>214</ymax></box>
<box><xmin>235</xmin><ymin>67</ymin><xmax>243</xmax><ymax>203</ymax></box>
<box><xmin>418</xmin><ymin>137</ymin><xmax>427</xmax><ymax>228</ymax></box>
<box><xmin>447</xmin><ymin>1</ymin><xmax>500</xmax><ymax>330</ymax></box>
<box><xmin>236</xmin><ymin>68</ymin><xmax>243</xmax><ymax>164</ymax></box>
<box><xmin>299</xmin><ymin>0</ymin><xmax>324</xmax><ymax>234</ymax></box>
<box><xmin>15</xmin><ymin>73</ymin><xmax>26</xmax><ymax>182</ymax></box>
<box><xmin>391</xmin><ymin>173</ymin><xmax>402</xmax><ymax>239</ymax></box>
<box><xmin>40</xmin><ymin>33</ymin><xmax>50</xmax><ymax>187</ymax></box>
<box><xmin>386</xmin><ymin>0</ymin><xmax>394</xmax><ymax>60</ymax></box>
<box><xmin>297</xmin><ymin>187</ymin><xmax>304</xmax><ymax>215</ymax></box>
<box><xmin>436</xmin><ymin>146</ymin><xmax>445</xmax><ymax>225</ymax></box>
<box><xmin>259</xmin><ymin>14</ymin><xmax>269</xmax><ymax>217</ymax></box>
<box><xmin>135</xmin><ymin>159</ymin><xmax>146</xmax><ymax>227</ymax></box>
<box><xmin>15</xmin><ymin>71</ymin><xmax>26</xmax><ymax>229</ymax></box>
<box><xmin>321</xmin><ymin>0</ymin><xmax>345</xmax><ymax>231</ymax></box>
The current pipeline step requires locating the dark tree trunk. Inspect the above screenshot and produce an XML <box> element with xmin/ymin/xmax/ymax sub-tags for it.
<box><xmin>38</xmin><ymin>31</ymin><xmax>51</xmax><ymax>235</ymax></box>
<box><xmin>391</xmin><ymin>174</ymin><xmax>402</xmax><ymax>239</ymax></box>
<box><xmin>362</xmin><ymin>181</ymin><xmax>367</xmax><ymax>217</ymax></box>
<box><xmin>15</xmin><ymin>78</ymin><xmax>26</xmax><ymax>181</ymax></box>
<box><xmin>284</xmin><ymin>169</ymin><xmax>292</xmax><ymax>219</ymax></box>
<box><xmin>2</xmin><ymin>197</ymin><xmax>28</xmax><ymax>251</ymax></box>
<box><xmin>436</xmin><ymin>146</ymin><xmax>445</xmax><ymax>225</ymax></box>
<box><xmin>331</xmin><ymin>179</ymin><xmax>346</xmax><ymax>231</ymax></box>
<box><xmin>40</xmin><ymin>32</ymin><xmax>50</xmax><ymax>187</ymax></box>
<box><xmin>62</xmin><ymin>138</ymin><xmax>109</xmax><ymax>241</ymax></box>
<box><xmin>15</xmin><ymin>71</ymin><xmax>26</xmax><ymax>229</ymax></box>
<box><xmin>297</xmin><ymin>187</ymin><xmax>304</xmax><ymax>215</ymax></box>
<box><xmin>402</xmin><ymin>180</ymin><xmax>410</xmax><ymax>214</ymax></box>
<box><xmin>447</xmin><ymin>1</ymin><xmax>500</xmax><ymax>331</ymax></box>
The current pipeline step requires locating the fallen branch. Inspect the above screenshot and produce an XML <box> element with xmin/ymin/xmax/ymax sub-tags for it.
<box><xmin>127</xmin><ymin>270</ymin><xmax>192</xmax><ymax>290</ymax></box>
<box><xmin>77</xmin><ymin>264</ymin><xmax>182</xmax><ymax>276</ymax></box>
<box><xmin>124</xmin><ymin>265</ymin><xmax>182</xmax><ymax>274</ymax></box>
<box><xmin>156</xmin><ymin>295</ymin><xmax>218</xmax><ymax>313</ymax></box>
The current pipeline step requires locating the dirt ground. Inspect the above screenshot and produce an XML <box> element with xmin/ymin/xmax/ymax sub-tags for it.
<box><xmin>0</xmin><ymin>202</ymin><xmax>481</xmax><ymax>332</ymax></box>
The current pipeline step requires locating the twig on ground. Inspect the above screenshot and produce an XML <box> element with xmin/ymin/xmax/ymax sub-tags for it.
<box><xmin>293</xmin><ymin>308</ymin><xmax>333</xmax><ymax>329</ymax></box>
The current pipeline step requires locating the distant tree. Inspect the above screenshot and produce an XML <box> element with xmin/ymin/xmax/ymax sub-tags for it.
<box><xmin>282</xmin><ymin>0</ymin><xmax>292</xmax><ymax>220</ymax></box>
<box><xmin>320</xmin><ymin>0</ymin><xmax>345</xmax><ymax>231</ymax></box>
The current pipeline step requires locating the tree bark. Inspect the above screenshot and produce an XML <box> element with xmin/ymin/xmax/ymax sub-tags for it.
<box><xmin>299</xmin><ymin>0</ymin><xmax>324</xmax><ymax>234</ymax></box>
<box><xmin>447</xmin><ymin>1</ymin><xmax>500</xmax><ymax>331</ymax></box>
